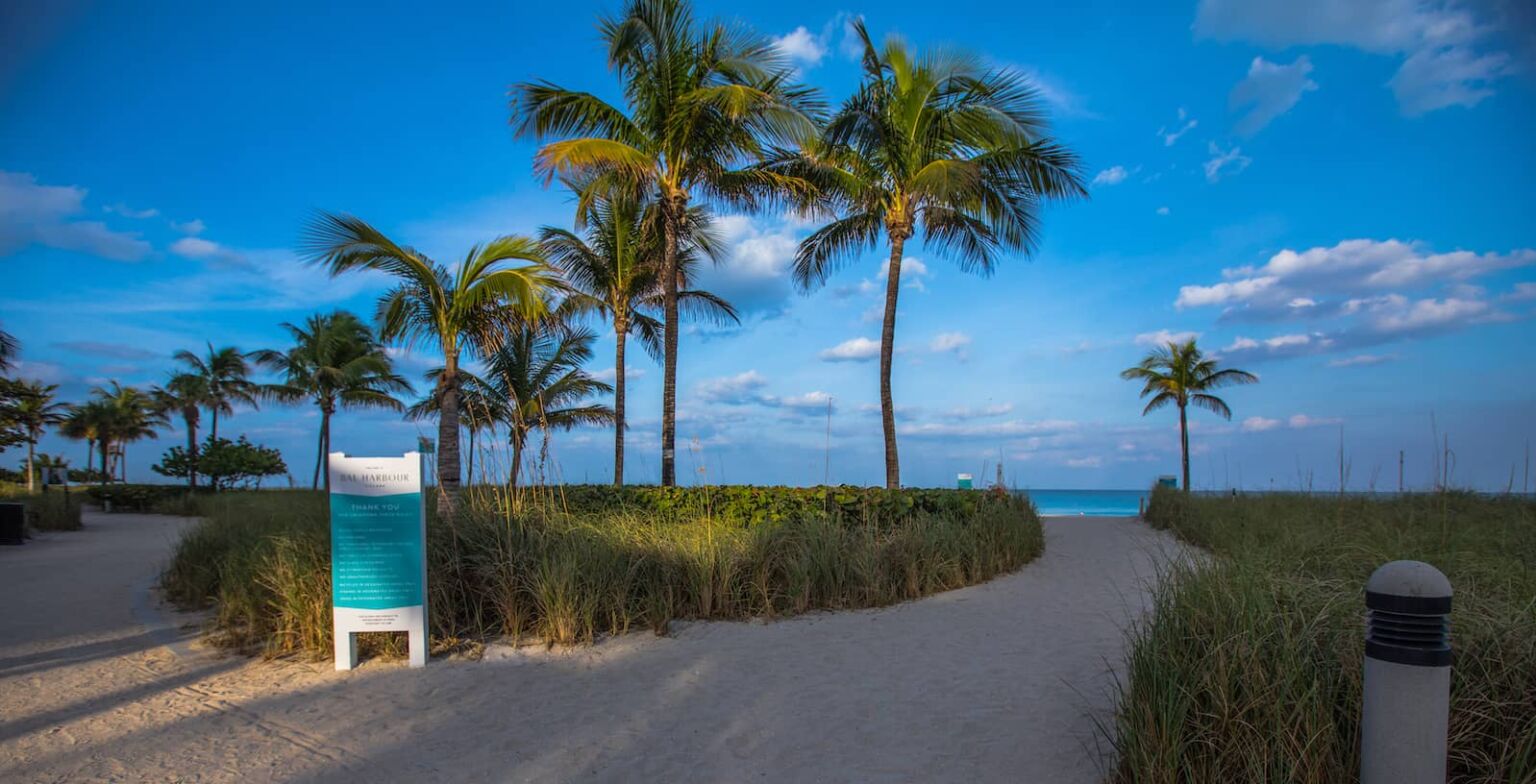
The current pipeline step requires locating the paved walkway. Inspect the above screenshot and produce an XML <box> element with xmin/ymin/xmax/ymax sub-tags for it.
<box><xmin>0</xmin><ymin>511</ymin><xmax>1184</xmax><ymax>783</ymax></box>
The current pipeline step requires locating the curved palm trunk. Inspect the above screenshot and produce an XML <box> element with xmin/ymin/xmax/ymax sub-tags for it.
<box><xmin>1179</xmin><ymin>402</ymin><xmax>1190</xmax><ymax>493</ymax></box>
<box><xmin>509</xmin><ymin>429</ymin><xmax>527</xmax><ymax>490</ymax></box>
<box><xmin>436</xmin><ymin>373</ymin><xmax>461</xmax><ymax>518</ymax></box>
<box><xmin>879</xmin><ymin>233</ymin><xmax>907</xmax><ymax>489</ymax></box>
<box><xmin>660</xmin><ymin>196</ymin><xmax>683</xmax><ymax>487</ymax></box>
<box><xmin>314</xmin><ymin>401</ymin><xmax>332</xmax><ymax>491</ymax></box>
<box><xmin>613</xmin><ymin>317</ymin><xmax>627</xmax><ymax>486</ymax></box>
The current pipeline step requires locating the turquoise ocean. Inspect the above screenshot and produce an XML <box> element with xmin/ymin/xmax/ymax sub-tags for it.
<box><xmin>1016</xmin><ymin>489</ymin><xmax>1148</xmax><ymax>517</ymax></box>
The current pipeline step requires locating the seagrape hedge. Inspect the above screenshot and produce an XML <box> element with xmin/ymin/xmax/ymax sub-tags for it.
<box><xmin>541</xmin><ymin>484</ymin><xmax>1004</xmax><ymax>525</ymax></box>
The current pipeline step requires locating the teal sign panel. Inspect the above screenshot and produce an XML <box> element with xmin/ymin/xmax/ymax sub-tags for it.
<box><xmin>330</xmin><ymin>491</ymin><xmax>425</xmax><ymax>610</ymax></box>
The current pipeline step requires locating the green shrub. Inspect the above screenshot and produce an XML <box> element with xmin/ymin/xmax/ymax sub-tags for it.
<box><xmin>84</xmin><ymin>483</ymin><xmax>188</xmax><ymax>511</ymax></box>
<box><xmin>161</xmin><ymin>487</ymin><xmax>1043</xmax><ymax>659</ymax></box>
<box><xmin>1113</xmin><ymin>487</ymin><xmax>1536</xmax><ymax>783</ymax></box>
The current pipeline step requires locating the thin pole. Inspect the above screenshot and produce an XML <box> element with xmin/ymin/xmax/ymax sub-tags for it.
<box><xmin>1399</xmin><ymin>450</ymin><xmax>1405</xmax><ymax>494</ymax></box>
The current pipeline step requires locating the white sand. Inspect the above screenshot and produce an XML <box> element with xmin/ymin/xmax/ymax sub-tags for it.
<box><xmin>0</xmin><ymin>510</ymin><xmax>1185</xmax><ymax>783</ymax></box>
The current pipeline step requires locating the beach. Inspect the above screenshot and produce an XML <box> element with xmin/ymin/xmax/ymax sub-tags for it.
<box><xmin>0</xmin><ymin>510</ymin><xmax>1184</xmax><ymax>782</ymax></box>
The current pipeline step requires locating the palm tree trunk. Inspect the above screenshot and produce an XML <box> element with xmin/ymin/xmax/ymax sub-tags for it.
<box><xmin>660</xmin><ymin>200</ymin><xmax>682</xmax><ymax>487</ymax></box>
<box><xmin>613</xmin><ymin>318</ymin><xmax>627</xmax><ymax>486</ymax></box>
<box><xmin>99</xmin><ymin>439</ymin><xmax>110</xmax><ymax>485</ymax></box>
<box><xmin>315</xmin><ymin>406</ymin><xmax>332</xmax><ymax>491</ymax></box>
<box><xmin>879</xmin><ymin>232</ymin><xmax>907</xmax><ymax>489</ymax></box>
<box><xmin>1179</xmin><ymin>402</ymin><xmax>1190</xmax><ymax>493</ymax></box>
<box><xmin>185</xmin><ymin>414</ymin><xmax>198</xmax><ymax>491</ymax></box>
<box><xmin>85</xmin><ymin>439</ymin><xmax>95</xmax><ymax>484</ymax></box>
<box><xmin>120</xmin><ymin>446</ymin><xmax>127</xmax><ymax>482</ymax></box>
<box><xmin>210</xmin><ymin>406</ymin><xmax>219</xmax><ymax>442</ymax></box>
<box><xmin>509</xmin><ymin>431</ymin><xmax>525</xmax><ymax>490</ymax></box>
<box><xmin>436</xmin><ymin>373</ymin><xmax>461</xmax><ymax>518</ymax></box>
<box><xmin>26</xmin><ymin>439</ymin><xmax>36</xmax><ymax>493</ymax></box>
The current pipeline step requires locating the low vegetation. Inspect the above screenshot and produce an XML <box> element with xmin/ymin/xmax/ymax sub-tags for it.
<box><xmin>0</xmin><ymin>488</ymin><xmax>84</xmax><ymax>531</ymax></box>
<box><xmin>1112</xmin><ymin>487</ymin><xmax>1536</xmax><ymax>783</ymax></box>
<box><xmin>162</xmin><ymin>486</ymin><xmax>1043</xmax><ymax>658</ymax></box>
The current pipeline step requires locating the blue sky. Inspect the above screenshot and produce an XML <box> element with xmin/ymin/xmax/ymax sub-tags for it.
<box><xmin>2</xmin><ymin>0</ymin><xmax>1534</xmax><ymax>490</ymax></box>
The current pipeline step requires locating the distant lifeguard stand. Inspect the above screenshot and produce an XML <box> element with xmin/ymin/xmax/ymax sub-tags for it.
<box><xmin>1156</xmin><ymin>475</ymin><xmax>1178</xmax><ymax>489</ymax></box>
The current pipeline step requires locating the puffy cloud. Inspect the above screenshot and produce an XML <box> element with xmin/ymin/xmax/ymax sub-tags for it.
<box><xmin>1204</xmin><ymin>142</ymin><xmax>1251</xmax><ymax>183</ymax></box>
<box><xmin>0</xmin><ymin>171</ymin><xmax>152</xmax><ymax>261</ymax></box>
<box><xmin>1158</xmin><ymin>107</ymin><xmax>1198</xmax><ymax>146</ymax></box>
<box><xmin>691</xmin><ymin>214</ymin><xmax>803</xmax><ymax>317</ymax></box>
<box><xmin>52</xmin><ymin>341</ymin><xmax>159</xmax><ymax>360</ymax></box>
<box><xmin>774</xmin><ymin>391</ymin><xmax>834</xmax><ymax>411</ymax></box>
<box><xmin>819</xmin><ymin>337</ymin><xmax>881</xmax><ymax>362</ymax></box>
<box><xmin>1092</xmin><ymin>166</ymin><xmax>1130</xmax><ymax>187</ymax></box>
<box><xmin>772</xmin><ymin>26</ymin><xmax>827</xmax><ymax>69</ymax></box>
<box><xmin>1135</xmin><ymin>329</ymin><xmax>1200</xmax><ymax>348</ymax></box>
<box><xmin>1241</xmin><ymin>416</ymin><xmax>1281</xmax><ymax>432</ymax></box>
<box><xmin>171</xmin><ymin>218</ymin><xmax>205</xmax><ymax>235</ymax></box>
<box><xmin>1194</xmin><ymin>0</ymin><xmax>1515</xmax><ymax>116</ymax></box>
<box><xmin>1230</xmin><ymin>56</ymin><xmax>1317</xmax><ymax>135</ymax></box>
<box><xmin>1288</xmin><ymin>414</ymin><xmax>1342</xmax><ymax>429</ymax></box>
<box><xmin>169</xmin><ymin>236</ymin><xmax>246</xmax><ymax>267</ymax></box>
<box><xmin>1065</xmin><ymin>456</ymin><xmax>1103</xmax><ymax>469</ymax></box>
<box><xmin>1156</xmin><ymin>206</ymin><xmax>1171</xmax><ymax>216</ymax></box>
<box><xmin>591</xmin><ymin>365</ymin><xmax>646</xmax><ymax>383</ymax></box>
<box><xmin>928</xmin><ymin>331</ymin><xmax>971</xmax><ymax>354</ymax></box>
<box><xmin>697</xmin><ymin>370</ymin><xmax>769</xmax><ymax>403</ymax></box>
<box><xmin>940</xmin><ymin>403</ymin><xmax>1014</xmax><ymax>420</ymax></box>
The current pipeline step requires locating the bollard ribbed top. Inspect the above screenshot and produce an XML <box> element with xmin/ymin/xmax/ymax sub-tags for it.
<box><xmin>1365</xmin><ymin>560</ymin><xmax>1452</xmax><ymax>667</ymax></box>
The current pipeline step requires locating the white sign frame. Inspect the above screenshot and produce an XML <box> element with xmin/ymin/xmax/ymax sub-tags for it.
<box><xmin>328</xmin><ymin>451</ymin><xmax>428</xmax><ymax>670</ymax></box>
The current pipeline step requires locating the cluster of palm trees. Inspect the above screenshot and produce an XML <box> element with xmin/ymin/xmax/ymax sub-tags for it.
<box><xmin>299</xmin><ymin>0</ymin><xmax>1086</xmax><ymax>515</ymax></box>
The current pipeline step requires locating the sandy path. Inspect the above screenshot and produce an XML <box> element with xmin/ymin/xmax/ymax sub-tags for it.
<box><xmin>0</xmin><ymin>511</ymin><xmax>1184</xmax><ymax>783</ymax></box>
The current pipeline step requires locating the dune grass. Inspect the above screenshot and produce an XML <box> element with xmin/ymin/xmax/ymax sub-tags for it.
<box><xmin>1111</xmin><ymin>487</ymin><xmax>1536</xmax><ymax>783</ymax></box>
<box><xmin>2</xmin><ymin>491</ymin><xmax>84</xmax><ymax>531</ymax></box>
<box><xmin>161</xmin><ymin>487</ymin><xmax>1043</xmax><ymax>659</ymax></box>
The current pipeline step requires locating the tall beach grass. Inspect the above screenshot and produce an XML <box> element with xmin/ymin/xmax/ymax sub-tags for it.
<box><xmin>1111</xmin><ymin>487</ymin><xmax>1536</xmax><ymax>783</ymax></box>
<box><xmin>161</xmin><ymin>487</ymin><xmax>1043</xmax><ymax>659</ymax></box>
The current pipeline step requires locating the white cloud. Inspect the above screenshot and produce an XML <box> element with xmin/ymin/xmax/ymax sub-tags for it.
<box><xmin>0</xmin><ymin>171</ymin><xmax>152</xmax><ymax>261</ymax></box>
<box><xmin>772</xmin><ymin>26</ymin><xmax>828</xmax><ymax>69</ymax></box>
<box><xmin>941</xmin><ymin>403</ymin><xmax>1014</xmax><ymax>420</ymax></box>
<box><xmin>1288</xmin><ymin>414</ymin><xmax>1342</xmax><ymax>429</ymax></box>
<box><xmin>776</xmin><ymin>391</ymin><xmax>834</xmax><ymax>411</ymax></box>
<box><xmin>1092</xmin><ymin>166</ymin><xmax>1131</xmax><ymax>187</ymax></box>
<box><xmin>1156</xmin><ymin>206</ymin><xmax>1171</xmax><ymax>216</ymax></box>
<box><xmin>875</xmin><ymin>256</ymin><xmax>929</xmax><ymax>282</ymax></box>
<box><xmin>819</xmin><ymin>337</ymin><xmax>882</xmax><ymax>362</ymax></box>
<box><xmin>928</xmin><ymin>331</ymin><xmax>971</xmax><ymax>353</ymax></box>
<box><xmin>169</xmin><ymin>236</ymin><xmax>246</xmax><ymax>267</ymax></box>
<box><xmin>1230</xmin><ymin>56</ymin><xmax>1318</xmax><ymax>135</ymax></box>
<box><xmin>1502</xmin><ymin>282</ymin><xmax>1536</xmax><ymax>302</ymax></box>
<box><xmin>1065</xmin><ymin>456</ymin><xmax>1103</xmax><ymax>469</ymax></box>
<box><xmin>171</xmin><ymin>218</ymin><xmax>205</xmax><ymax>235</ymax></box>
<box><xmin>1328</xmin><ymin>353</ymin><xmax>1395</xmax><ymax>368</ymax></box>
<box><xmin>1204</xmin><ymin>142</ymin><xmax>1252</xmax><ymax>183</ymax></box>
<box><xmin>1242</xmin><ymin>416</ymin><xmax>1282</xmax><ymax>432</ymax></box>
<box><xmin>1194</xmin><ymin>0</ymin><xmax>1515</xmax><ymax>116</ymax></box>
<box><xmin>693</xmin><ymin>214</ymin><xmax>804</xmax><ymax>316</ymax></box>
<box><xmin>592</xmin><ymin>365</ymin><xmax>646</xmax><ymax>383</ymax></box>
<box><xmin>898</xmin><ymin>418</ymin><xmax>1078</xmax><ymax>439</ymax></box>
<box><xmin>104</xmin><ymin>203</ymin><xmax>159</xmax><ymax>219</ymax></box>
<box><xmin>1159</xmin><ymin>107</ymin><xmax>1198</xmax><ymax>146</ymax></box>
<box><xmin>1134</xmin><ymin>329</ymin><xmax>1200</xmax><ymax>347</ymax></box>
<box><xmin>697</xmin><ymin>370</ymin><xmax>769</xmax><ymax>403</ymax></box>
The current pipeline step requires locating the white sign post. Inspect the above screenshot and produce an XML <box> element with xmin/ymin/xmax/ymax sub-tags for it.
<box><xmin>328</xmin><ymin>452</ymin><xmax>428</xmax><ymax>670</ymax></box>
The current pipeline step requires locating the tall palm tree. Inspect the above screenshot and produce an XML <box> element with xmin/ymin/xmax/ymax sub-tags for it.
<box><xmin>776</xmin><ymin>21</ymin><xmax>1086</xmax><ymax>488</ymax></box>
<box><xmin>483</xmin><ymin>319</ymin><xmax>615</xmax><ymax>487</ymax></box>
<box><xmin>302</xmin><ymin>212</ymin><xmax>558</xmax><ymax>517</ymax></box>
<box><xmin>59</xmin><ymin>404</ymin><xmax>102</xmax><ymax>482</ymax></box>
<box><xmin>173</xmin><ymin>343</ymin><xmax>259</xmax><ymax>440</ymax></box>
<box><xmin>406</xmin><ymin>371</ymin><xmax>502</xmax><ymax>489</ymax></box>
<box><xmin>0</xmin><ymin>326</ymin><xmax>17</xmax><ymax>373</ymax></box>
<box><xmin>539</xmin><ymin>190</ymin><xmax>737</xmax><ymax>485</ymax></box>
<box><xmin>152</xmin><ymin>372</ymin><xmax>210</xmax><ymax>490</ymax></box>
<box><xmin>252</xmin><ymin>310</ymin><xmax>413</xmax><ymax>490</ymax></box>
<box><xmin>11</xmin><ymin>381</ymin><xmax>68</xmax><ymax>492</ymax></box>
<box><xmin>89</xmin><ymin>383</ymin><xmax>165</xmax><ymax>483</ymax></box>
<box><xmin>512</xmin><ymin>0</ymin><xmax>820</xmax><ymax>485</ymax></box>
<box><xmin>1120</xmin><ymin>338</ymin><xmax>1258</xmax><ymax>493</ymax></box>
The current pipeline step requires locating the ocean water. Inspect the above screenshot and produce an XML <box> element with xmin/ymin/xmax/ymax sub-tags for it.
<box><xmin>1015</xmin><ymin>489</ymin><xmax>1148</xmax><ymax>517</ymax></box>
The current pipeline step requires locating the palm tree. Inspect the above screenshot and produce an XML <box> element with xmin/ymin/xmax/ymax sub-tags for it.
<box><xmin>252</xmin><ymin>310</ymin><xmax>413</xmax><ymax>490</ymax></box>
<box><xmin>406</xmin><ymin>371</ymin><xmax>502</xmax><ymax>489</ymax></box>
<box><xmin>302</xmin><ymin>212</ymin><xmax>558</xmax><ymax>517</ymax></box>
<box><xmin>152</xmin><ymin>373</ymin><xmax>210</xmax><ymax>490</ymax></box>
<box><xmin>173</xmin><ymin>343</ymin><xmax>259</xmax><ymax>440</ymax></box>
<box><xmin>89</xmin><ymin>383</ymin><xmax>165</xmax><ymax>483</ymax></box>
<box><xmin>776</xmin><ymin>21</ymin><xmax>1086</xmax><ymax>488</ymax></box>
<box><xmin>59</xmin><ymin>402</ymin><xmax>109</xmax><ymax>483</ymax></box>
<box><xmin>512</xmin><ymin>0</ymin><xmax>820</xmax><ymax>486</ymax></box>
<box><xmin>0</xmin><ymin>326</ymin><xmax>17</xmax><ymax>373</ymax></box>
<box><xmin>483</xmin><ymin>319</ymin><xmax>615</xmax><ymax>487</ymax></box>
<box><xmin>1120</xmin><ymin>338</ymin><xmax>1258</xmax><ymax>492</ymax></box>
<box><xmin>539</xmin><ymin>190</ymin><xmax>737</xmax><ymax>485</ymax></box>
<box><xmin>11</xmin><ymin>381</ymin><xmax>68</xmax><ymax>492</ymax></box>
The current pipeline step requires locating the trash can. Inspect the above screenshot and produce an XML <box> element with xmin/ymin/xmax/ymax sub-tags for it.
<box><xmin>0</xmin><ymin>503</ymin><xmax>24</xmax><ymax>545</ymax></box>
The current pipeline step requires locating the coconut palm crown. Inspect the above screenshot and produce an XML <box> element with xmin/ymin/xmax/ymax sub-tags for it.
<box><xmin>1120</xmin><ymin>338</ymin><xmax>1258</xmax><ymax>493</ymax></box>
<box><xmin>301</xmin><ymin>211</ymin><xmax>559</xmax><ymax>517</ymax></box>
<box><xmin>511</xmin><ymin>0</ymin><xmax>822</xmax><ymax>486</ymax></box>
<box><xmin>771</xmin><ymin>19</ymin><xmax>1087</xmax><ymax>488</ymax></box>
